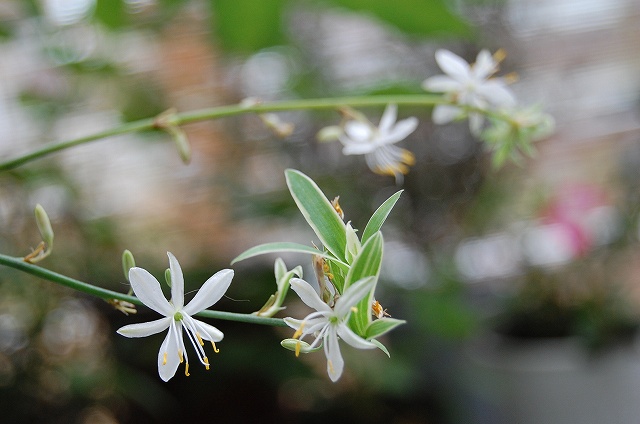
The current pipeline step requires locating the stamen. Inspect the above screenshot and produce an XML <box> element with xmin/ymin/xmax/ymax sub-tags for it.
<box><xmin>196</xmin><ymin>332</ymin><xmax>204</xmax><ymax>346</ymax></box>
<box><xmin>179</xmin><ymin>350</ymin><xmax>184</xmax><ymax>363</ymax></box>
<box><xmin>185</xmin><ymin>362</ymin><xmax>190</xmax><ymax>377</ymax></box>
<box><xmin>211</xmin><ymin>341</ymin><xmax>220</xmax><ymax>353</ymax></box>
<box><xmin>204</xmin><ymin>357</ymin><xmax>210</xmax><ymax>370</ymax></box>
<box><xmin>162</xmin><ymin>352</ymin><xmax>167</xmax><ymax>366</ymax></box>
<box><xmin>293</xmin><ymin>322</ymin><xmax>305</xmax><ymax>339</ymax></box>
<box><xmin>504</xmin><ymin>72</ymin><xmax>519</xmax><ymax>84</ymax></box>
<box><xmin>493</xmin><ymin>48</ymin><xmax>507</xmax><ymax>64</ymax></box>
<box><xmin>350</xmin><ymin>306</ymin><xmax>358</xmax><ymax>313</ymax></box>
<box><xmin>295</xmin><ymin>340</ymin><xmax>301</xmax><ymax>357</ymax></box>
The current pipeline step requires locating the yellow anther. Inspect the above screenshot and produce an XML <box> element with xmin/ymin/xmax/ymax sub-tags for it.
<box><xmin>350</xmin><ymin>306</ymin><xmax>358</xmax><ymax>313</ymax></box>
<box><xmin>204</xmin><ymin>357</ymin><xmax>210</xmax><ymax>370</ymax></box>
<box><xmin>178</xmin><ymin>350</ymin><xmax>184</xmax><ymax>363</ymax></box>
<box><xmin>402</xmin><ymin>150</ymin><xmax>416</xmax><ymax>166</ymax></box>
<box><xmin>211</xmin><ymin>341</ymin><xmax>219</xmax><ymax>353</ymax></box>
<box><xmin>504</xmin><ymin>72</ymin><xmax>519</xmax><ymax>84</ymax></box>
<box><xmin>331</xmin><ymin>197</ymin><xmax>344</xmax><ymax>220</ymax></box>
<box><xmin>196</xmin><ymin>332</ymin><xmax>204</xmax><ymax>346</ymax></box>
<box><xmin>493</xmin><ymin>48</ymin><xmax>507</xmax><ymax>64</ymax></box>
<box><xmin>185</xmin><ymin>362</ymin><xmax>190</xmax><ymax>377</ymax></box>
<box><xmin>295</xmin><ymin>340</ymin><xmax>301</xmax><ymax>357</ymax></box>
<box><xmin>162</xmin><ymin>352</ymin><xmax>167</xmax><ymax>366</ymax></box>
<box><xmin>293</xmin><ymin>322</ymin><xmax>305</xmax><ymax>340</ymax></box>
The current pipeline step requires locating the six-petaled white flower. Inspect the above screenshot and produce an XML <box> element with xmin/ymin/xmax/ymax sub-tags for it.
<box><xmin>338</xmin><ymin>104</ymin><xmax>418</xmax><ymax>181</ymax></box>
<box><xmin>284</xmin><ymin>276</ymin><xmax>377</xmax><ymax>382</ymax></box>
<box><xmin>422</xmin><ymin>49</ymin><xmax>516</xmax><ymax>134</ymax></box>
<box><xmin>117</xmin><ymin>252</ymin><xmax>233</xmax><ymax>382</ymax></box>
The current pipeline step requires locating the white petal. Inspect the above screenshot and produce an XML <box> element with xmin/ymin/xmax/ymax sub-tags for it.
<box><xmin>157</xmin><ymin>321</ymin><xmax>182</xmax><ymax>382</ymax></box>
<box><xmin>324</xmin><ymin>327</ymin><xmax>344</xmax><ymax>382</ymax></box>
<box><xmin>289</xmin><ymin>278</ymin><xmax>331</xmax><ymax>313</ymax></box>
<box><xmin>167</xmin><ymin>252</ymin><xmax>185</xmax><ymax>310</ymax></box>
<box><xmin>193</xmin><ymin>319</ymin><xmax>224</xmax><ymax>342</ymax></box>
<box><xmin>337</xmin><ymin>324</ymin><xmax>376</xmax><ymax>350</ymax></box>
<box><xmin>129</xmin><ymin>267</ymin><xmax>173</xmax><ymax>316</ymax></box>
<box><xmin>378</xmin><ymin>104</ymin><xmax>397</xmax><ymax>133</ymax></box>
<box><xmin>432</xmin><ymin>105</ymin><xmax>462</xmax><ymax>125</ymax></box>
<box><xmin>379</xmin><ymin>117</ymin><xmax>418</xmax><ymax>145</ymax></box>
<box><xmin>341</xmin><ymin>138</ymin><xmax>376</xmax><ymax>155</ymax></box>
<box><xmin>422</xmin><ymin>75</ymin><xmax>461</xmax><ymax>93</ymax></box>
<box><xmin>477</xmin><ymin>81</ymin><xmax>516</xmax><ymax>106</ymax></box>
<box><xmin>183</xmin><ymin>269</ymin><xmax>234</xmax><ymax>315</ymax></box>
<box><xmin>283</xmin><ymin>317</ymin><xmax>304</xmax><ymax>330</ymax></box>
<box><xmin>117</xmin><ymin>317</ymin><xmax>171</xmax><ymax>338</ymax></box>
<box><xmin>472</xmin><ymin>50</ymin><xmax>496</xmax><ymax>79</ymax></box>
<box><xmin>435</xmin><ymin>49</ymin><xmax>470</xmax><ymax>81</ymax></box>
<box><xmin>334</xmin><ymin>276</ymin><xmax>376</xmax><ymax>317</ymax></box>
<box><xmin>343</xmin><ymin>121</ymin><xmax>373</xmax><ymax>142</ymax></box>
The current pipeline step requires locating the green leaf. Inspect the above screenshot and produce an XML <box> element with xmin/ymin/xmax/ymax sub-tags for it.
<box><xmin>365</xmin><ymin>317</ymin><xmax>406</xmax><ymax>339</ymax></box>
<box><xmin>285</xmin><ymin>169</ymin><xmax>347</xmax><ymax>262</ymax></box>
<box><xmin>231</xmin><ymin>242</ymin><xmax>344</xmax><ymax>265</ymax></box>
<box><xmin>328</xmin><ymin>0</ymin><xmax>471</xmax><ymax>38</ymax></box>
<box><xmin>370</xmin><ymin>338</ymin><xmax>391</xmax><ymax>357</ymax></box>
<box><xmin>345</xmin><ymin>232</ymin><xmax>384</xmax><ymax>335</ymax></box>
<box><xmin>361</xmin><ymin>190</ymin><xmax>403</xmax><ymax>244</ymax></box>
<box><xmin>344</xmin><ymin>232</ymin><xmax>383</xmax><ymax>290</ymax></box>
<box><xmin>210</xmin><ymin>0</ymin><xmax>287</xmax><ymax>54</ymax></box>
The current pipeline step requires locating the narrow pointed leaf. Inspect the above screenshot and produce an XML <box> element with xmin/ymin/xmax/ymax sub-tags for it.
<box><xmin>365</xmin><ymin>318</ymin><xmax>406</xmax><ymax>339</ymax></box>
<box><xmin>370</xmin><ymin>338</ymin><xmax>391</xmax><ymax>358</ymax></box>
<box><xmin>285</xmin><ymin>169</ymin><xmax>347</xmax><ymax>262</ymax></box>
<box><xmin>345</xmin><ymin>232</ymin><xmax>384</xmax><ymax>336</ymax></box>
<box><xmin>231</xmin><ymin>242</ymin><xmax>344</xmax><ymax>265</ymax></box>
<box><xmin>362</xmin><ymin>190</ymin><xmax>403</xmax><ymax>244</ymax></box>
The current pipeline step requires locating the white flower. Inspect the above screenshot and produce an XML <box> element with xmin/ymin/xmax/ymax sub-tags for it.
<box><xmin>338</xmin><ymin>104</ymin><xmax>418</xmax><ymax>180</ymax></box>
<box><xmin>422</xmin><ymin>49</ymin><xmax>516</xmax><ymax>134</ymax></box>
<box><xmin>117</xmin><ymin>252</ymin><xmax>234</xmax><ymax>382</ymax></box>
<box><xmin>284</xmin><ymin>277</ymin><xmax>377</xmax><ymax>382</ymax></box>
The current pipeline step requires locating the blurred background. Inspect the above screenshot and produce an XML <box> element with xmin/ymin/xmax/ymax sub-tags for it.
<box><xmin>1</xmin><ymin>0</ymin><xmax>640</xmax><ymax>423</ymax></box>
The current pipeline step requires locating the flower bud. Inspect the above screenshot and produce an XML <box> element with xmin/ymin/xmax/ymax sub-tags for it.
<box><xmin>34</xmin><ymin>204</ymin><xmax>54</xmax><ymax>248</ymax></box>
<box><xmin>316</xmin><ymin>125</ymin><xmax>342</xmax><ymax>142</ymax></box>
<box><xmin>280</xmin><ymin>338</ymin><xmax>320</xmax><ymax>354</ymax></box>
<box><xmin>122</xmin><ymin>250</ymin><xmax>136</xmax><ymax>282</ymax></box>
<box><xmin>164</xmin><ymin>268</ymin><xmax>172</xmax><ymax>287</ymax></box>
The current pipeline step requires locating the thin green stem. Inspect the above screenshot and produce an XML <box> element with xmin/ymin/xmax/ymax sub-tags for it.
<box><xmin>0</xmin><ymin>253</ymin><xmax>286</xmax><ymax>327</ymax></box>
<box><xmin>0</xmin><ymin>95</ymin><xmax>445</xmax><ymax>171</ymax></box>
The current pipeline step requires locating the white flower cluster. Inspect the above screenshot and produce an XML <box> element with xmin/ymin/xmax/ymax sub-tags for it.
<box><xmin>319</xmin><ymin>49</ymin><xmax>553</xmax><ymax>176</ymax></box>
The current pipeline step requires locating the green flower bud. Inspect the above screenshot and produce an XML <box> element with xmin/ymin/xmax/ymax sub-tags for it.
<box><xmin>164</xmin><ymin>268</ymin><xmax>172</xmax><ymax>288</ymax></box>
<box><xmin>34</xmin><ymin>204</ymin><xmax>54</xmax><ymax>248</ymax></box>
<box><xmin>122</xmin><ymin>250</ymin><xmax>136</xmax><ymax>282</ymax></box>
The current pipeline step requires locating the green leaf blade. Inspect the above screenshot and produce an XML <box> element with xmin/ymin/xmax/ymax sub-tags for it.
<box><xmin>366</xmin><ymin>318</ymin><xmax>406</xmax><ymax>339</ymax></box>
<box><xmin>345</xmin><ymin>232</ymin><xmax>384</xmax><ymax>336</ymax></box>
<box><xmin>362</xmin><ymin>190</ymin><xmax>403</xmax><ymax>244</ymax></box>
<box><xmin>231</xmin><ymin>242</ymin><xmax>342</xmax><ymax>265</ymax></box>
<box><xmin>285</xmin><ymin>169</ymin><xmax>347</xmax><ymax>262</ymax></box>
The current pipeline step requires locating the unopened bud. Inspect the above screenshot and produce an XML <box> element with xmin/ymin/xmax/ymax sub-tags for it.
<box><xmin>34</xmin><ymin>204</ymin><xmax>54</xmax><ymax>248</ymax></box>
<box><xmin>122</xmin><ymin>250</ymin><xmax>136</xmax><ymax>282</ymax></box>
<box><xmin>260</xmin><ymin>113</ymin><xmax>294</xmax><ymax>138</ymax></box>
<box><xmin>316</xmin><ymin>125</ymin><xmax>342</xmax><ymax>142</ymax></box>
<box><xmin>280</xmin><ymin>338</ymin><xmax>320</xmax><ymax>354</ymax></box>
<box><xmin>168</xmin><ymin>125</ymin><xmax>191</xmax><ymax>164</ymax></box>
<box><xmin>164</xmin><ymin>268</ymin><xmax>172</xmax><ymax>287</ymax></box>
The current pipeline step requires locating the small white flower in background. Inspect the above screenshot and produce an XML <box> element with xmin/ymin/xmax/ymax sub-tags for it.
<box><xmin>284</xmin><ymin>276</ymin><xmax>377</xmax><ymax>382</ymax></box>
<box><xmin>422</xmin><ymin>49</ymin><xmax>517</xmax><ymax>135</ymax></box>
<box><xmin>117</xmin><ymin>252</ymin><xmax>234</xmax><ymax>382</ymax></box>
<box><xmin>337</xmin><ymin>104</ymin><xmax>418</xmax><ymax>182</ymax></box>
